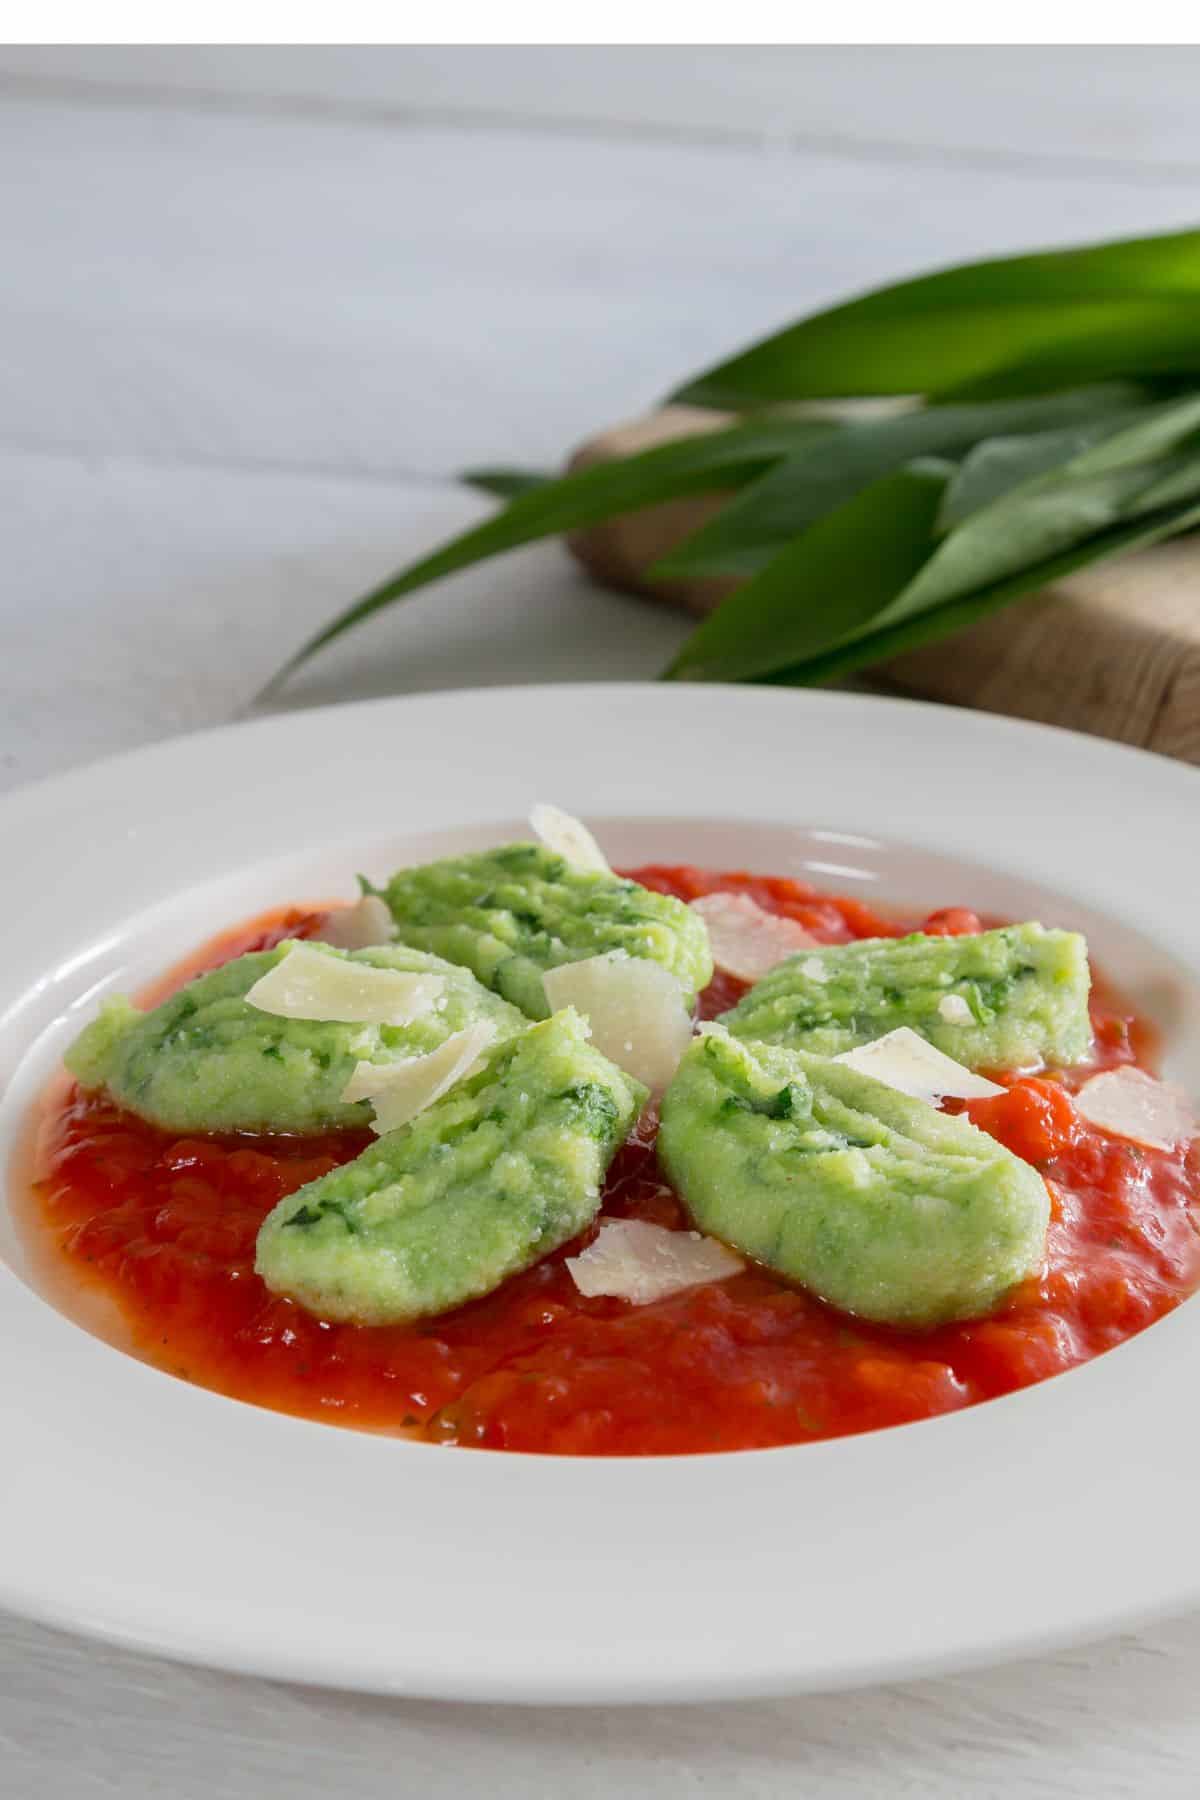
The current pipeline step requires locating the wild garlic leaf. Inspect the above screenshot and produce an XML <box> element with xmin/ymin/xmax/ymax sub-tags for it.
<box><xmin>878</xmin><ymin>458</ymin><xmax>1200</xmax><ymax>641</ymax></box>
<box><xmin>462</xmin><ymin>468</ymin><xmax>552</xmax><ymax>499</ymax></box>
<box><xmin>662</xmin><ymin>463</ymin><xmax>951</xmax><ymax>684</ymax></box>
<box><xmin>761</xmin><ymin>497</ymin><xmax>1200</xmax><ymax>687</ymax></box>
<box><xmin>672</xmin><ymin>228</ymin><xmax>1200</xmax><ymax>408</ymax></box>
<box><xmin>264</xmin><ymin>417</ymin><xmax>819</xmax><ymax>690</ymax></box>
<box><xmin>266</xmin><ymin>229</ymin><xmax>1200</xmax><ymax>697</ymax></box>
<box><xmin>938</xmin><ymin>419</ymin><xmax>1149</xmax><ymax>529</ymax></box>
<box><xmin>666</xmin><ymin>417</ymin><xmax>1200</xmax><ymax>686</ymax></box>
<box><xmin>656</xmin><ymin>386</ymin><xmax>1151</xmax><ymax>580</ymax></box>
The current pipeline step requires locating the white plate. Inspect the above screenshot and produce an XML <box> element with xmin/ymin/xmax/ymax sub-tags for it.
<box><xmin>2</xmin><ymin>684</ymin><xmax>1198</xmax><ymax>1704</ymax></box>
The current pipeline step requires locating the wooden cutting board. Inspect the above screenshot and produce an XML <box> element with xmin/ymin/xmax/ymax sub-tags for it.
<box><xmin>567</xmin><ymin>406</ymin><xmax>1200</xmax><ymax>767</ymax></box>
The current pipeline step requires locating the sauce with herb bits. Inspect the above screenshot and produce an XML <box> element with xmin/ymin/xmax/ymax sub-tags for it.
<box><xmin>27</xmin><ymin>869</ymin><xmax>1200</xmax><ymax>1456</ymax></box>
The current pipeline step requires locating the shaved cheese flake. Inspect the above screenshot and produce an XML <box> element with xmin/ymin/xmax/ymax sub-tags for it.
<box><xmin>800</xmin><ymin>955</ymin><xmax>829</xmax><ymax>982</ymax></box>
<box><xmin>529</xmin><ymin>803</ymin><xmax>612</xmax><ymax>875</ymax></box>
<box><xmin>937</xmin><ymin>993</ymin><xmax>973</xmax><ymax>1024</ymax></box>
<box><xmin>834</xmin><ymin>1026</ymin><xmax>1004</xmax><ymax>1104</ymax></box>
<box><xmin>314</xmin><ymin>894</ymin><xmax>396</xmax><ymax>952</ymax></box>
<box><xmin>542</xmin><ymin>953</ymin><xmax>692</xmax><ymax>1095</ymax></box>
<box><xmin>567</xmin><ymin>1219</ymin><xmax>744</xmax><ymax>1305</ymax></box>
<box><xmin>342</xmin><ymin>1023</ymin><xmax>497</xmax><ymax>1135</ymax></box>
<box><xmin>245</xmin><ymin>941</ymin><xmax>442</xmax><ymax>1027</ymax></box>
<box><xmin>1075</xmin><ymin>1066</ymin><xmax>1196</xmax><ymax>1152</ymax></box>
<box><xmin>690</xmin><ymin>892</ymin><xmax>818</xmax><ymax>982</ymax></box>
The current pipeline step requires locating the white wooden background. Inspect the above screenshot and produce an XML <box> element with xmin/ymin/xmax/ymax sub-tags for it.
<box><xmin>4</xmin><ymin>45</ymin><xmax>1200</xmax><ymax>1798</ymax></box>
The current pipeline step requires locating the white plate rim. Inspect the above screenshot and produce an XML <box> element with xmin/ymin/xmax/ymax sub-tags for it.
<box><xmin>2</xmin><ymin>681</ymin><xmax>1198</xmax><ymax>1705</ymax></box>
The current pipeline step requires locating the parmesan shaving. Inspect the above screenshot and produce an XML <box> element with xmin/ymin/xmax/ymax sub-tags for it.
<box><xmin>314</xmin><ymin>894</ymin><xmax>396</xmax><ymax>952</ymax></box>
<box><xmin>690</xmin><ymin>892</ymin><xmax>817</xmax><ymax>982</ymax></box>
<box><xmin>834</xmin><ymin>1026</ymin><xmax>1005</xmax><ymax>1105</ymax></box>
<box><xmin>1075</xmin><ymin>1066</ymin><xmax>1196</xmax><ymax>1152</ymax></box>
<box><xmin>529</xmin><ymin>803</ymin><xmax>612</xmax><ymax>875</ymax></box>
<box><xmin>341</xmin><ymin>1023</ymin><xmax>497</xmax><ymax>1135</ymax></box>
<box><xmin>566</xmin><ymin>1219</ymin><xmax>744</xmax><ymax>1305</ymax></box>
<box><xmin>244</xmin><ymin>942</ymin><xmax>442</xmax><ymax>1026</ymax></box>
<box><xmin>542</xmin><ymin>953</ymin><xmax>692</xmax><ymax>1095</ymax></box>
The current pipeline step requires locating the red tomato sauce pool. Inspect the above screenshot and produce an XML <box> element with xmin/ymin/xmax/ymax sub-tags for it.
<box><xmin>24</xmin><ymin>869</ymin><xmax>1200</xmax><ymax>1456</ymax></box>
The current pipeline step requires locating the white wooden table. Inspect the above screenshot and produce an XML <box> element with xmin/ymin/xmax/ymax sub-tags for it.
<box><xmin>4</xmin><ymin>46</ymin><xmax>1200</xmax><ymax>1797</ymax></box>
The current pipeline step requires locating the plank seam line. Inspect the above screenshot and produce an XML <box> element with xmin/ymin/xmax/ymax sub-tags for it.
<box><xmin>5</xmin><ymin>71</ymin><xmax>1200</xmax><ymax>189</ymax></box>
<box><xmin>0</xmin><ymin>434</ymin><xmax>468</xmax><ymax>493</ymax></box>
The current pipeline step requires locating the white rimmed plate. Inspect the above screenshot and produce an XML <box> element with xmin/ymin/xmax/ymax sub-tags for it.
<box><xmin>1</xmin><ymin>683</ymin><xmax>1198</xmax><ymax>1704</ymax></box>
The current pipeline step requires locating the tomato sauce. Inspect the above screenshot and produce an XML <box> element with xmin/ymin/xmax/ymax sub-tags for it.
<box><xmin>24</xmin><ymin>868</ymin><xmax>1200</xmax><ymax>1456</ymax></box>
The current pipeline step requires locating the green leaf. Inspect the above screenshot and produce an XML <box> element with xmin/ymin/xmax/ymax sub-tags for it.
<box><xmin>1132</xmin><ymin>455</ymin><xmax>1200</xmax><ymax>510</ymax></box>
<box><xmin>763</xmin><ymin>501</ymin><xmax>1200</xmax><ymax>687</ymax></box>
<box><xmin>671</xmin><ymin>227</ymin><xmax>1200</xmax><ymax>408</ymax></box>
<box><xmin>1062</xmin><ymin>389</ymin><xmax>1200</xmax><ymax>474</ymax></box>
<box><xmin>878</xmin><ymin>458</ymin><xmax>1200</xmax><ymax>644</ymax></box>
<box><xmin>654</xmin><ymin>386</ymin><xmax>1150</xmax><ymax>581</ymax></box>
<box><xmin>263</xmin><ymin>418</ymin><xmax>818</xmax><ymax>690</ymax></box>
<box><xmin>648</xmin><ymin>417</ymin><xmax>843</xmax><ymax>580</ymax></box>
<box><xmin>667</xmin><ymin>394</ymin><xmax>1200</xmax><ymax>686</ymax></box>
<box><xmin>938</xmin><ymin>422</ymin><xmax>1140</xmax><ymax>529</ymax></box>
<box><xmin>939</xmin><ymin>391</ymin><xmax>1200</xmax><ymax>527</ymax></box>
<box><xmin>663</xmin><ymin>462</ymin><xmax>952</xmax><ymax>683</ymax></box>
<box><xmin>462</xmin><ymin>467</ymin><xmax>552</xmax><ymax>499</ymax></box>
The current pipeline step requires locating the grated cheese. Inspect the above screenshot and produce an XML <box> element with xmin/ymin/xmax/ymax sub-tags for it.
<box><xmin>937</xmin><ymin>993</ymin><xmax>973</xmax><ymax>1024</ymax></box>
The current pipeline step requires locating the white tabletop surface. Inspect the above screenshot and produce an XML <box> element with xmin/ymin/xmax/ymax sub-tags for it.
<box><xmin>4</xmin><ymin>45</ymin><xmax>1200</xmax><ymax>1797</ymax></box>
